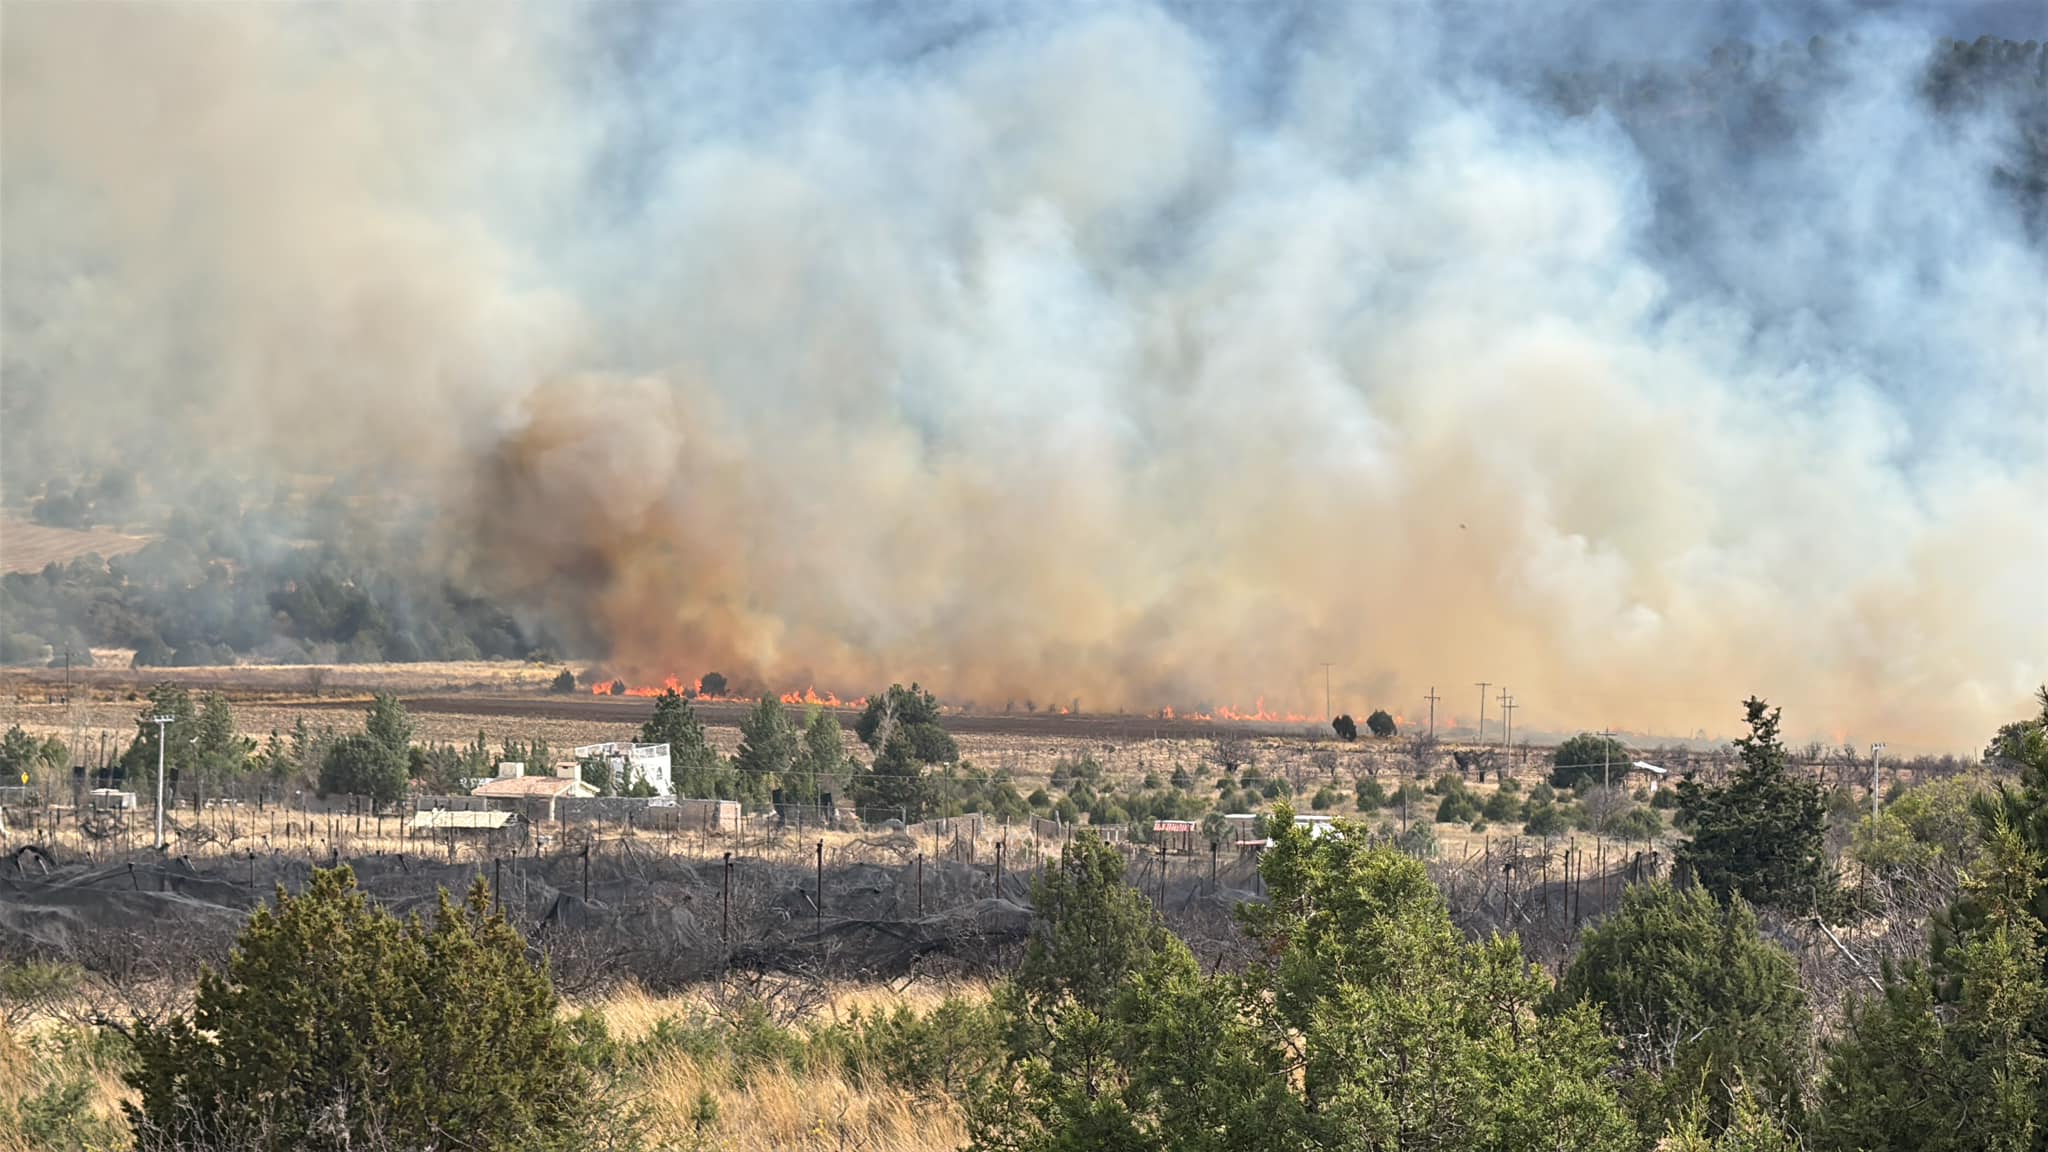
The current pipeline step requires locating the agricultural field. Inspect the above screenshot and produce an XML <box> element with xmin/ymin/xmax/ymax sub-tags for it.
<box><xmin>0</xmin><ymin>518</ymin><xmax>148</xmax><ymax>575</ymax></box>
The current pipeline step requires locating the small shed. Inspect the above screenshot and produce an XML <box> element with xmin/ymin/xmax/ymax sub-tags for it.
<box><xmin>89</xmin><ymin>789</ymin><xmax>138</xmax><ymax>811</ymax></box>
<box><xmin>411</xmin><ymin>808</ymin><xmax>528</xmax><ymax>846</ymax></box>
<box><xmin>647</xmin><ymin>797</ymin><xmax>740</xmax><ymax>835</ymax></box>
<box><xmin>1152</xmin><ymin>818</ymin><xmax>1199</xmax><ymax>854</ymax></box>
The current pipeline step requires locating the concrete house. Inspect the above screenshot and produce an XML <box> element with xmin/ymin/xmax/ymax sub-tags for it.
<box><xmin>471</xmin><ymin>761</ymin><xmax>598</xmax><ymax>823</ymax></box>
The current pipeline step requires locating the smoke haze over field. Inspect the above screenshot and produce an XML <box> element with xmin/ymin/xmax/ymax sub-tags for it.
<box><xmin>4</xmin><ymin>2</ymin><xmax>2044</xmax><ymax>748</ymax></box>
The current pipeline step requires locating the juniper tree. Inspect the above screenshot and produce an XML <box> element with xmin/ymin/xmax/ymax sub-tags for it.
<box><xmin>1676</xmin><ymin>698</ymin><xmax>1838</xmax><ymax>916</ymax></box>
<box><xmin>127</xmin><ymin>867</ymin><xmax>610</xmax><ymax>1152</ymax></box>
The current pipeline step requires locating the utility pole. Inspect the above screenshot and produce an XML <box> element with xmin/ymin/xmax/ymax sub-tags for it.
<box><xmin>1424</xmin><ymin>686</ymin><xmax>1441</xmax><ymax>740</ymax></box>
<box><xmin>1474</xmin><ymin>683</ymin><xmax>1490</xmax><ymax>743</ymax></box>
<box><xmin>1496</xmin><ymin>687</ymin><xmax>1512</xmax><ymax>752</ymax></box>
<box><xmin>1502</xmin><ymin>696</ymin><xmax>1519</xmax><ymax>766</ymax></box>
<box><xmin>1870</xmin><ymin>743</ymin><xmax>1887</xmax><ymax>823</ymax></box>
<box><xmin>1321</xmin><ymin>663</ymin><xmax>1334</xmax><ymax>724</ymax></box>
<box><xmin>152</xmin><ymin>714</ymin><xmax>174</xmax><ymax>850</ymax></box>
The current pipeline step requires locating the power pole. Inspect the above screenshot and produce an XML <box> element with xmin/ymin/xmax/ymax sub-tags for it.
<box><xmin>1474</xmin><ymin>682</ymin><xmax>1490</xmax><ymax>743</ymax></box>
<box><xmin>152</xmin><ymin>714</ymin><xmax>174</xmax><ymax>850</ymax></box>
<box><xmin>1321</xmin><ymin>663</ymin><xmax>1334</xmax><ymax>724</ymax></box>
<box><xmin>1503</xmin><ymin>696</ymin><xmax>1519</xmax><ymax>766</ymax></box>
<box><xmin>1424</xmin><ymin>686</ymin><xmax>1441</xmax><ymax>740</ymax></box>
<box><xmin>1497</xmin><ymin>687</ymin><xmax>1512</xmax><ymax>753</ymax></box>
<box><xmin>1870</xmin><ymin>743</ymin><xmax>1887</xmax><ymax>823</ymax></box>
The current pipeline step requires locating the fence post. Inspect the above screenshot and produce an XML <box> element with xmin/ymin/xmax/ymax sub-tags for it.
<box><xmin>995</xmin><ymin>839</ymin><xmax>1004</xmax><ymax>899</ymax></box>
<box><xmin>722</xmin><ymin>850</ymin><xmax>733</xmax><ymax>951</ymax></box>
<box><xmin>916</xmin><ymin>852</ymin><xmax>924</xmax><ymax>917</ymax></box>
<box><xmin>815</xmin><ymin>839</ymin><xmax>824</xmax><ymax>939</ymax></box>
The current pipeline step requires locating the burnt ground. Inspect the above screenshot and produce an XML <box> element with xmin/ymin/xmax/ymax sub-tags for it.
<box><xmin>0</xmin><ymin>838</ymin><xmax>1268</xmax><ymax>999</ymax></box>
<box><xmin>398</xmin><ymin>693</ymin><xmax>1309</xmax><ymax>743</ymax></box>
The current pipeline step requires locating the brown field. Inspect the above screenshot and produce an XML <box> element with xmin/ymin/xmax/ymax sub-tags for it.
<box><xmin>0</xmin><ymin>517</ymin><xmax>150</xmax><ymax>573</ymax></box>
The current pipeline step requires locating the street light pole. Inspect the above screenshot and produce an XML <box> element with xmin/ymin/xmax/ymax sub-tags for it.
<box><xmin>152</xmin><ymin>714</ymin><xmax>174</xmax><ymax>850</ymax></box>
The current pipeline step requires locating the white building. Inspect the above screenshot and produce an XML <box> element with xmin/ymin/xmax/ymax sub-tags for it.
<box><xmin>571</xmin><ymin>742</ymin><xmax>673</xmax><ymax>796</ymax></box>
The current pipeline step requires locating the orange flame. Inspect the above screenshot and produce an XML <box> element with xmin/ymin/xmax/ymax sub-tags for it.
<box><xmin>778</xmin><ymin>686</ymin><xmax>866</xmax><ymax>709</ymax></box>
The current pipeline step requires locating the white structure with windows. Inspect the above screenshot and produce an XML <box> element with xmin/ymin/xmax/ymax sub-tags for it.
<box><xmin>571</xmin><ymin>742</ymin><xmax>673</xmax><ymax>796</ymax></box>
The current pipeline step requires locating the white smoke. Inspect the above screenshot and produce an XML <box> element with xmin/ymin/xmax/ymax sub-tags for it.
<box><xmin>4</xmin><ymin>1</ymin><xmax>2043</xmax><ymax>748</ymax></box>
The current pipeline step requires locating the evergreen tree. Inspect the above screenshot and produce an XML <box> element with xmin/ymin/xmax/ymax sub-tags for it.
<box><xmin>120</xmin><ymin>682</ymin><xmax>200</xmax><ymax>790</ymax></box>
<box><xmin>972</xmin><ymin>805</ymin><xmax>1639</xmax><ymax>1152</ymax></box>
<box><xmin>1551</xmin><ymin>882</ymin><xmax>1809</xmax><ymax>1132</ymax></box>
<box><xmin>1010</xmin><ymin>832</ymin><xmax>1181</xmax><ymax>1024</ymax></box>
<box><xmin>855</xmin><ymin>683</ymin><xmax>958</xmax><ymax>763</ymax></box>
<box><xmin>1552</xmin><ymin>732</ymin><xmax>1631</xmax><ymax>790</ymax></box>
<box><xmin>318</xmin><ymin>734</ymin><xmax>407</xmax><ymax>807</ymax></box>
<box><xmin>791</xmin><ymin>707</ymin><xmax>846</xmax><ymax>805</ymax></box>
<box><xmin>364</xmin><ymin>692</ymin><xmax>413</xmax><ymax>761</ymax></box>
<box><xmin>1815</xmin><ymin>821</ymin><xmax>2048</xmax><ymax>1152</ymax></box>
<box><xmin>640</xmin><ymin>687</ymin><xmax>725</xmax><ymax>797</ymax></box>
<box><xmin>849</xmin><ymin>731</ymin><xmax>932</xmax><ymax>822</ymax></box>
<box><xmin>1676</xmin><ymin>698</ymin><xmax>1837</xmax><ymax>915</ymax></box>
<box><xmin>127</xmin><ymin>867</ymin><xmax>606</xmax><ymax>1151</ymax></box>
<box><xmin>734</xmin><ymin>695</ymin><xmax>798</xmax><ymax>792</ymax></box>
<box><xmin>1813</xmin><ymin>972</ymin><xmax>1959</xmax><ymax>1152</ymax></box>
<box><xmin>189</xmin><ymin>691</ymin><xmax>254</xmax><ymax>804</ymax></box>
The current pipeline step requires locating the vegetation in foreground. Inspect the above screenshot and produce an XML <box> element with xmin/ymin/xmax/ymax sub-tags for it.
<box><xmin>3</xmin><ymin>688</ymin><xmax>2046</xmax><ymax>1150</ymax></box>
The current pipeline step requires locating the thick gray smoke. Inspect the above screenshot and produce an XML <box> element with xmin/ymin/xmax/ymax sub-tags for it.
<box><xmin>4</xmin><ymin>2</ymin><xmax>2043</xmax><ymax>747</ymax></box>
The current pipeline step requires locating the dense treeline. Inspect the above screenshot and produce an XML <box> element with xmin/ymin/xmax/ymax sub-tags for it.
<box><xmin>0</xmin><ymin>477</ymin><xmax>551</xmax><ymax>667</ymax></box>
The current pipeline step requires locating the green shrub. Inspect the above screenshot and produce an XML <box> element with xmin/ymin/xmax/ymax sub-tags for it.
<box><xmin>126</xmin><ymin>866</ymin><xmax>614</xmax><ymax>1151</ymax></box>
<box><xmin>1551</xmin><ymin>883</ymin><xmax>1807</xmax><ymax>1132</ymax></box>
<box><xmin>1310</xmin><ymin>785</ymin><xmax>1338</xmax><ymax>811</ymax></box>
<box><xmin>1482</xmin><ymin>790</ymin><xmax>1520</xmax><ymax>823</ymax></box>
<box><xmin>1355</xmin><ymin>778</ymin><xmax>1387</xmax><ymax>812</ymax></box>
<box><xmin>1435</xmin><ymin>792</ymin><xmax>1480</xmax><ymax>824</ymax></box>
<box><xmin>1524</xmin><ymin>804</ymin><xmax>1569</xmax><ymax>837</ymax></box>
<box><xmin>1553</xmin><ymin>733</ymin><xmax>1631</xmax><ymax>790</ymax></box>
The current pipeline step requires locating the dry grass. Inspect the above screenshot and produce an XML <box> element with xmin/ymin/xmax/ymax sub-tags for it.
<box><xmin>0</xmin><ymin>981</ymin><xmax>980</xmax><ymax>1152</ymax></box>
<box><xmin>593</xmin><ymin>982</ymin><xmax>977</xmax><ymax>1152</ymax></box>
<box><xmin>0</xmin><ymin>1016</ymin><xmax>132</xmax><ymax>1151</ymax></box>
<box><xmin>0</xmin><ymin>517</ymin><xmax>150</xmax><ymax>574</ymax></box>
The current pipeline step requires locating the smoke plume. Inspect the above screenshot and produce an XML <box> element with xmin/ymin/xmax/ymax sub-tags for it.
<box><xmin>4</xmin><ymin>2</ymin><xmax>2044</xmax><ymax>748</ymax></box>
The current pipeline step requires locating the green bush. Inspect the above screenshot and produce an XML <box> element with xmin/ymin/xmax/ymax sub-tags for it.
<box><xmin>1435</xmin><ymin>792</ymin><xmax>1480</xmax><ymax>824</ymax></box>
<box><xmin>1482</xmin><ymin>789</ymin><xmax>1520</xmax><ymax>823</ymax></box>
<box><xmin>1612</xmin><ymin>805</ymin><xmax>1665</xmax><ymax>842</ymax></box>
<box><xmin>126</xmin><ymin>867</ymin><xmax>614</xmax><ymax>1151</ymax></box>
<box><xmin>1355</xmin><ymin>778</ymin><xmax>1387</xmax><ymax>812</ymax></box>
<box><xmin>1553</xmin><ymin>733</ymin><xmax>1631</xmax><ymax>790</ymax></box>
<box><xmin>315</xmin><ymin>733</ymin><xmax>407</xmax><ymax>806</ymax></box>
<box><xmin>1551</xmin><ymin>883</ymin><xmax>1808</xmax><ymax>1132</ymax></box>
<box><xmin>1310</xmin><ymin>785</ymin><xmax>1338</xmax><ymax>811</ymax></box>
<box><xmin>1524</xmin><ymin>803</ymin><xmax>1569</xmax><ymax>838</ymax></box>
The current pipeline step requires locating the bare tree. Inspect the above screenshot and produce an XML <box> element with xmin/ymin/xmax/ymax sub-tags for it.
<box><xmin>1207</xmin><ymin>734</ymin><xmax>1252</xmax><ymax>775</ymax></box>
